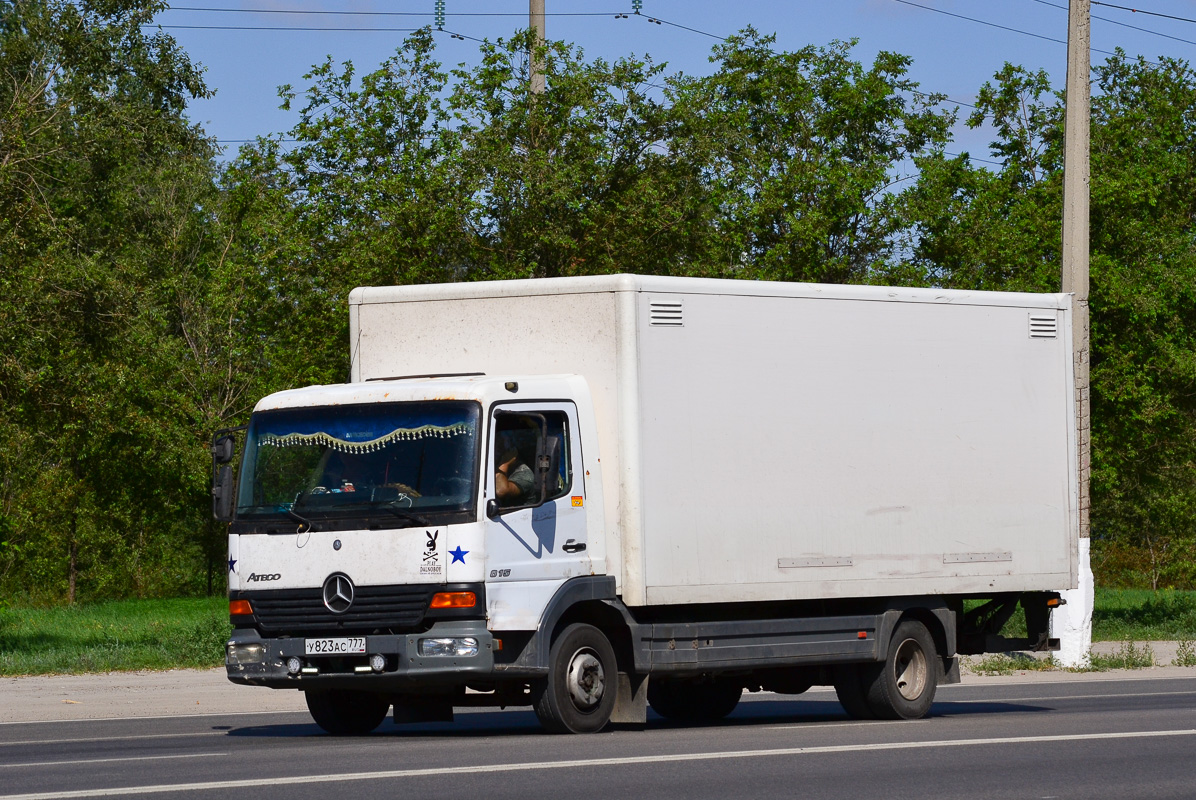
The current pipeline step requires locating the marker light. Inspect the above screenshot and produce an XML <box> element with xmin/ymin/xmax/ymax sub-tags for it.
<box><xmin>229</xmin><ymin>599</ymin><xmax>253</xmax><ymax>616</ymax></box>
<box><xmin>430</xmin><ymin>591</ymin><xmax>477</xmax><ymax>609</ymax></box>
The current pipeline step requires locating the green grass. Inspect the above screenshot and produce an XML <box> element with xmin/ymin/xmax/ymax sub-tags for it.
<box><xmin>0</xmin><ymin>597</ymin><xmax>229</xmax><ymax>676</ymax></box>
<box><xmin>971</xmin><ymin>641</ymin><xmax>1171</xmax><ymax>674</ymax></box>
<box><xmin>1089</xmin><ymin>641</ymin><xmax>1157</xmax><ymax>670</ymax></box>
<box><xmin>1173</xmin><ymin>640</ymin><xmax>1196</xmax><ymax>667</ymax></box>
<box><xmin>2</xmin><ymin>587</ymin><xmax>1195</xmax><ymax>678</ymax></box>
<box><xmin>969</xmin><ymin>652</ymin><xmax>1057</xmax><ymax>676</ymax></box>
<box><xmin>982</xmin><ymin>588</ymin><xmax>1196</xmax><ymax>641</ymax></box>
<box><xmin>1092</xmin><ymin>589</ymin><xmax>1196</xmax><ymax>641</ymax></box>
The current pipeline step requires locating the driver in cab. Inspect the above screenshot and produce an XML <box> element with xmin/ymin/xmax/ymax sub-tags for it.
<box><xmin>495</xmin><ymin>436</ymin><xmax>536</xmax><ymax>506</ymax></box>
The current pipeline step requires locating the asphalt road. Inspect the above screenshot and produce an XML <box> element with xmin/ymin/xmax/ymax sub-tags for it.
<box><xmin>2</xmin><ymin>675</ymin><xmax>1195</xmax><ymax>800</ymax></box>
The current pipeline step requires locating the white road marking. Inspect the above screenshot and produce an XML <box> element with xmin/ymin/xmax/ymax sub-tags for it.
<box><xmin>0</xmin><ymin>732</ymin><xmax>226</xmax><ymax>748</ymax></box>
<box><xmin>0</xmin><ymin>709</ymin><xmax>309</xmax><ymax>727</ymax></box>
<box><xmin>1</xmin><ymin>728</ymin><xmax>1194</xmax><ymax>799</ymax></box>
<box><xmin>2</xmin><ymin>676</ymin><xmax>1193</xmax><ymax>727</ymax></box>
<box><xmin>2</xmin><ymin>753</ymin><xmax>226</xmax><ymax>769</ymax></box>
<box><xmin>942</xmin><ymin>689</ymin><xmax>1196</xmax><ymax>704</ymax></box>
<box><xmin>764</xmin><ymin>688</ymin><xmax>1196</xmax><ymax>729</ymax></box>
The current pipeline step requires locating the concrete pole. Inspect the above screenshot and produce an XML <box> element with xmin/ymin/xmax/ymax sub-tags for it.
<box><xmin>1053</xmin><ymin>0</ymin><xmax>1093</xmax><ymax>668</ymax></box>
<box><xmin>530</xmin><ymin>0</ymin><xmax>546</xmax><ymax>94</ymax></box>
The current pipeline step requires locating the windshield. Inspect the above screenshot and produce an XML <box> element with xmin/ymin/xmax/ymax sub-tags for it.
<box><xmin>236</xmin><ymin>401</ymin><xmax>480</xmax><ymax>525</ymax></box>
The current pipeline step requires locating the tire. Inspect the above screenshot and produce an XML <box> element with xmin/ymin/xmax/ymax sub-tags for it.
<box><xmin>759</xmin><ymin>667</ymin><xmax>815</xmax><ymax>696</ymax></box>
<box><xmin>648</xmin><ymin>678</ymin><xmax>742</xmax><ymax>722</ymax></box>
<box><xmin>864</xmin><ymin>619</ymin><xmax>938</xmax><ymax>720</ymax></box>
<box><xmin>533</xmin><ymin>623</ymin><xmax>618</xmax><ymax>734</ymax></box>
<box><xmin>305</xmin><ymin>689</ymin><xmax>391</xmax><ymax>735</ymax></box>
<box><xmin>833</xmin><ymin>664</ymin><xmax>877</xmax><ymax>720</ymax></box>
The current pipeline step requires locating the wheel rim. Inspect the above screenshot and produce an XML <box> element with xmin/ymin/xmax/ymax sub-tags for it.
<box><xmin>892</xmin><ymin>637</ymin><xmax>929</xmax><ymax>701</ymax></box>
<box><xmin>565</xmin><ymin>647</ymin><xmax>605</xmax><ymax>710</ymax></box>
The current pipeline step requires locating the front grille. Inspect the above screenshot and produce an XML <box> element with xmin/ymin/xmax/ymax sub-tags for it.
<box><xmin>246</xmin><ymin>585</ymin><xmax>436</xmax><ymax>634</ymax></box>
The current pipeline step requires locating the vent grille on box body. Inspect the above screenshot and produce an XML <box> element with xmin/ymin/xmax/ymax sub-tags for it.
<box><xmin>1028</xmin><ymin>313</ymin><xmax>1058</xmax><ymax>339</ymax></box>
<box><xmin>649</xmin><ymin>299</ymin><xmax>684</xmax><ymax>327</ymax></box>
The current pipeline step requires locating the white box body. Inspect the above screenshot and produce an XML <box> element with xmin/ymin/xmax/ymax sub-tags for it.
<box><xmin>349</xmin><ymin>275</ymin><xmax>1078</xmax><ymax>608</ymax></box>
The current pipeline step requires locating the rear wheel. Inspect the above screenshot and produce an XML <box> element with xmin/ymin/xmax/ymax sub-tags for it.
<box><xmin>864</xmin><ymin>619</ymin><xmax>938</xmax><ymax>720</ymax></box>
<box><xmin>533</xmin><ymin>623</ymin><xmax>617</xmax><ymax>734</ymax></box>
<box><xmin>833</xmin><ymin>664</ymin><xmax>877</xmax><ymax>720</ymax></box>
<box><xmin>648</xmin><ymin>678</ymin><xmax>742</xmax><ymax>722</ymax></box>
<box><xmin>305</xmin><ymin>689</ymin><xmax>390</xmax><ymax>735</ymax></box>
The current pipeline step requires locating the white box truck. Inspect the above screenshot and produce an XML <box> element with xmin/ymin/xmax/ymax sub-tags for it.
<box><xmin>213</xmin><ymin>275</ymin><xmax>1077</xmax><ymax>734</ymax></box>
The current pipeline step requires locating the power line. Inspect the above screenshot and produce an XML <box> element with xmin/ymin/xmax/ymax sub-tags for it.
<box><xmin>638</xmin><ymin>14</ymin><xmax>725</xmax><ymax>41</ymax></box>
<box><xmin>152</xmin><ymin>25</ymin><xmax>421</xmax><ymax>32</ymax></box>
<box><xmin>1091</xmin><ymin>1</ymin><xmax>1196</xmax><ymax>26</ymax></box>
<box><xmin>146</xmin><ymin>23</ymin><xmax>483</xmax><ymax>41</ymax></box>
<box><xmin>627</xmin><ymin>13</ymin><xmax>980</xmax><ymax>112</ymax></box>
<box><xmin>1031</xmin><ymin>0</ymin><xmax>1196</xmax><ymax>48</ymax></box>
<box><xmin>166</xmin><ymin>6</ymin><xmax>623</xmax><ymax>17</ymax></box>
<box><xmin>891</xmin><ymin>0</ymin><xmax>1122</xmax><ymax>57</ymax></box>
<box><xmin>943</xmin><ymin>150</ymin><xmax>1004</xmax><ymax>166</ymax></box>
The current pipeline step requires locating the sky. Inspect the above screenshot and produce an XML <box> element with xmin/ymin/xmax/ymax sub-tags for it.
<box><xmin>147</xmin><ymin>0</ymin><xmax>1196</xmax><ymax>162</ymax></box>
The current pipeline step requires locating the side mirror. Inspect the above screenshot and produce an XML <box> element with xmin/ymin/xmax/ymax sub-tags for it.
<box><xmin>486</xmin><ymin>499</ymin><xmax>500</xmax><ymax>519</ymax></box>
<box><xmin>213</xmin><ymin>465</ymin><xmax>235</xmax><ymax>521</ymax></box>
<box><xmin>211</xmin><ymin>435</ymin><xmax>235</xmax><ymax>464</ymax></box>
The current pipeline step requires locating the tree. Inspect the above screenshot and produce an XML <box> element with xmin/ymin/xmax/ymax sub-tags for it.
<box><xmin>0</xmin><ymin>0</ymin><xmax>220</xmax><ymax>602</ymax></box>
<box><xmin>671</xmin><ymin>31</ymin><xmax>953</xmax><ymax>283</ymax></box>
<box><xmin>903</xmin><ymin>53</ymin><xmax>1196</xmax><ymax>588</ymax></box>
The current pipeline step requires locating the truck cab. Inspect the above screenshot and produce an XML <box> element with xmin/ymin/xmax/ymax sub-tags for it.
<box><xmin>218</xmin><ymin>374</ymin><xmax>611</xmax><ymax>732</ymax></box>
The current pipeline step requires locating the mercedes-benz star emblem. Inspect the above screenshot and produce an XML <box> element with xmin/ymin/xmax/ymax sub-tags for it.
<box><xmin>322</xmin><ymin>573</ymin><xmax>354</xmax><ymax>614</ymax></box>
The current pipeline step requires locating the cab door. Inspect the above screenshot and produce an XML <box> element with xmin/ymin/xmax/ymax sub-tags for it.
<box><xmin>484</xmin><ymin>402</ymin><xmax>590</xmax><ymax>583</ymax></box>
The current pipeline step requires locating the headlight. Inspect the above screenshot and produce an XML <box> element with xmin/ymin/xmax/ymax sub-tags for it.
<box><xmin>418</xmin><ymin>637</ymin><xmax>479</xmax><ymax>657</ymax></box>
<box><xmin>226</xmin><ymin>642</ymin><xmax>266</xmax><ymax>665</ymax></box>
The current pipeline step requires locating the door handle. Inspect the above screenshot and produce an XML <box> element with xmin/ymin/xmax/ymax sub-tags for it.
<box><xmin>563</xmin><ymin>539</ymin><xmax>587</xmax><ymax>553</ymax></box>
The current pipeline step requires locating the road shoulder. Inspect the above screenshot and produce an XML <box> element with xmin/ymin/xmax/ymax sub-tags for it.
<box><xmin>2</xmin><ymin>650</ymin><xmax>1195</xmax><ymax>725</ymax></box>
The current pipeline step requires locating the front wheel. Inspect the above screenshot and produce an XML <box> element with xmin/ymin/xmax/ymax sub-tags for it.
<box><xmin>533</xmin><ymin>623</ymin><xmax>618</xmax><ymax>734</ymax></box>
<box><xmin>864</xmin><ymin>619</ymin><xmax>939</xmax><ymax>720</ymax></box>
<box><xmin>305</xmin><ymin>689</ymin><xmax>390</xmax><ymax>735</ymax></box>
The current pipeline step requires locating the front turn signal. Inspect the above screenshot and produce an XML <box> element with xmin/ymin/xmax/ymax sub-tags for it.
<box><xmin>430</xmin><ymin>591</ymin><xmax>477</xmax><ymax>609</ymax></box>
<box><xmin>229</xmin><ymin>599</ymin><xmax>253</xmax><ymax>616</ymax></box>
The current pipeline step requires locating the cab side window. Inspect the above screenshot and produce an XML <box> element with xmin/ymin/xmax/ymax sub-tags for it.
<box><xmin>493</xmin><ymin>411</ymin><xmax>571</xmax><ymax>508</ymax></box>
<box><xmin>544</xmin><ymin>413</ymin><xmax>571</xmax><ymax>502</ymax></box>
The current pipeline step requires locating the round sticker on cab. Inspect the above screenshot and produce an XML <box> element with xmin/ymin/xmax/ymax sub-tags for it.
<box><xmin>571</xmin><ymin>496</ymin><xmax>583</xmax><ymax>507</ymax></box>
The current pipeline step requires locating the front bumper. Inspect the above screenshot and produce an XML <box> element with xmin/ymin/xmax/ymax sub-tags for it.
<box><xmin>225</xmin><ymin>619</ymin><xmax>497</xmax><ymax>690</ymax></box>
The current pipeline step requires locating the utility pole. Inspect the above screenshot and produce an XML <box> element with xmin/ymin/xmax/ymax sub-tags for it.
<box><xmin>1054</xmin><ymin>0</ymin><xmax>1093</xmax><ymax>667</ymax></box>
<box><xmin>529</xmin><ymin>0</ymin><xmax>546</xmax><ymax>94</ymax></box>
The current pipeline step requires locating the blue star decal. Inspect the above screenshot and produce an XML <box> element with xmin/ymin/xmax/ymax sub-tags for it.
<box><xmin>449</xmin><ymin>546</ymin><xmax>469</xmax><ymax>564</ymax></box>
<box><xmin>228</xmin><ymin>558</ymin><xmax>237</xmax><ymax>573</ymax></box>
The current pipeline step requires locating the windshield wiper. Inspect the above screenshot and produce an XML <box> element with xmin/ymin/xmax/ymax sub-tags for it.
<box><xmin>380</xmin><ymin>503</ymin><xmax>430</xmax><ymax>526</ymax></box>
<box><xmin>285</xmin><ymin>508</ymin><xmax>313</xmax><ymax>532</ymax></box>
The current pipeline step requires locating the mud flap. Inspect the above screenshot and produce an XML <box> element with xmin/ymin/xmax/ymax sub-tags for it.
<box><xmin>940</xmin><ymin>656</ymin><xmax>961</xmax><ymax>685</ymax></box>
<box><xmin>610</xmin><ymin>672</ymin><xmax>648</xmax><ymax>726</ymax></box>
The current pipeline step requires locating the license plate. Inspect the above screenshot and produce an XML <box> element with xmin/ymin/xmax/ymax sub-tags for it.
<box><xmin>305</xmin><ymin>637</ymin><xmax>366</xmax><ymax>655</ymax></box>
